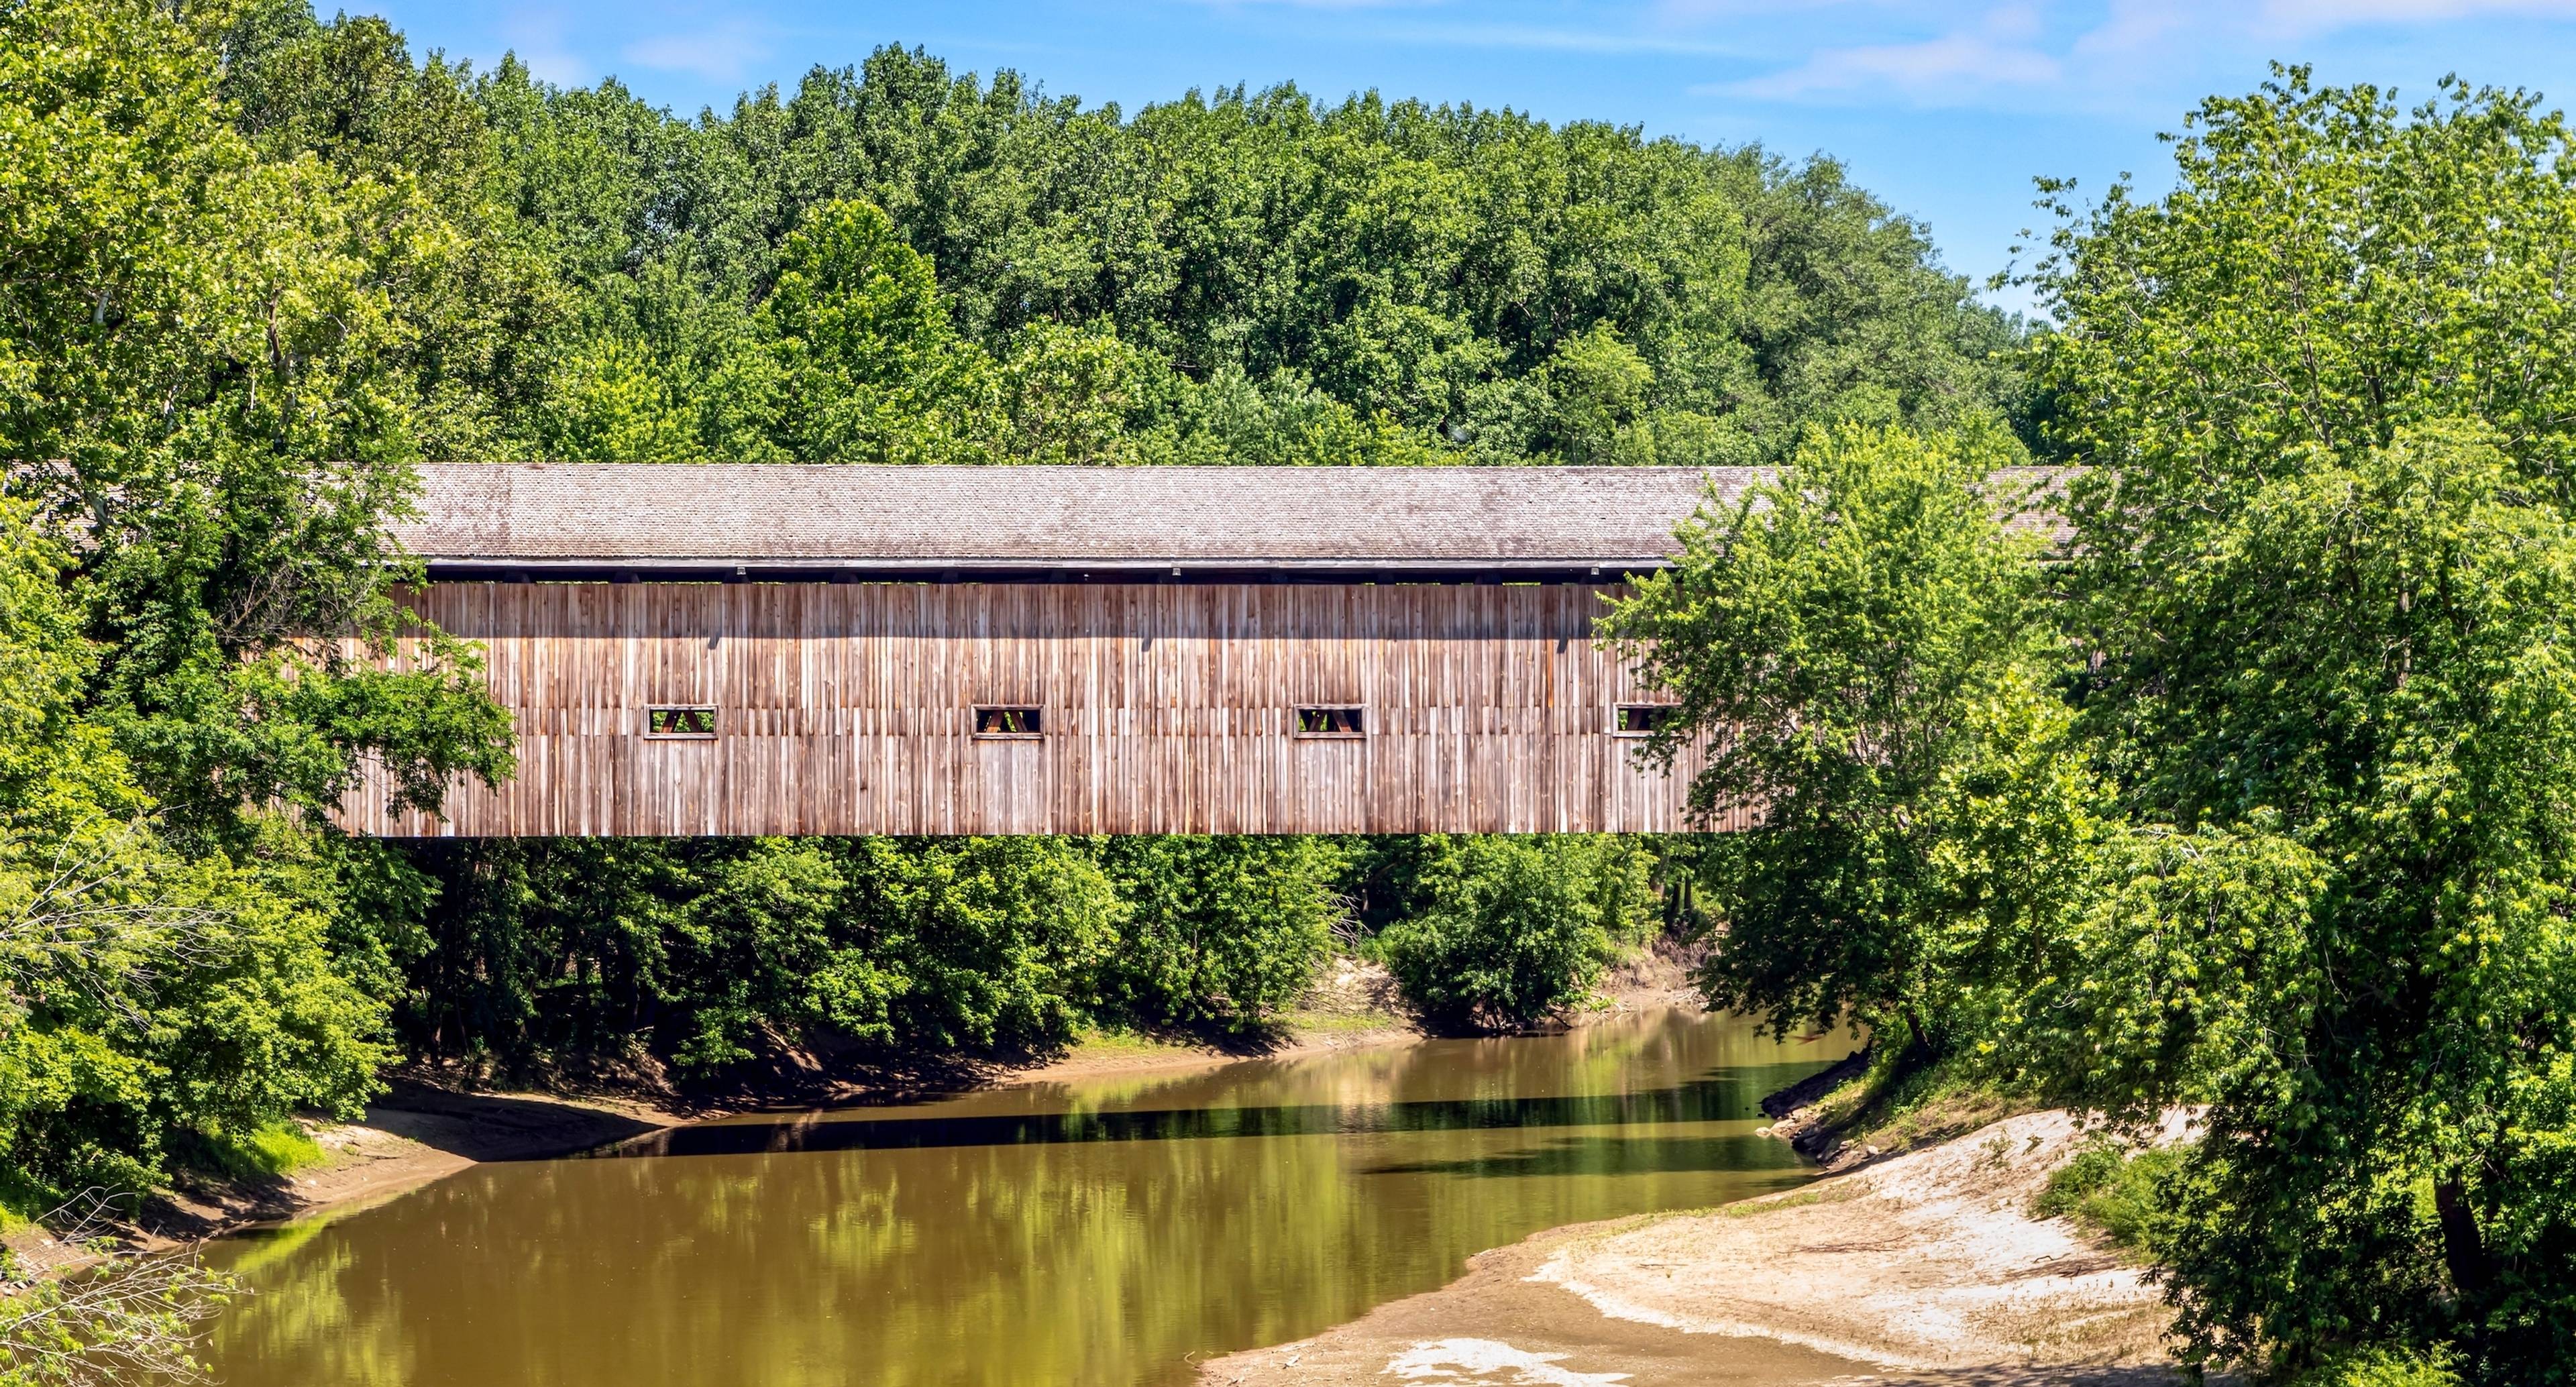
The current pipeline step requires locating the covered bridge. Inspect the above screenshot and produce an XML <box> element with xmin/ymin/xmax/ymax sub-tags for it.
<box><xmin>340</xmin><ymin>463</ymin><xmax>1751</xmax><ymax>838</ymax></box>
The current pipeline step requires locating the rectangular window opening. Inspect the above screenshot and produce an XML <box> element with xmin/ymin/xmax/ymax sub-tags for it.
<box><xmin>1295</xmin><ymin>706</ymin><xmax>1366</xmax><ymax>738</ymax></box>
<box><xmin>975</xmin><ymin>706</ymin><xmax>1044</xmax><ymax>738</ymax></box>
<box><xmin>1615</xmin><ymin>704</ymin><xmax>1680</xmax><ymax>736</ymax></box>
<box><xmin>646</xmin><ymin>705</ymin><xmax>718</xmax><ymax>739</ymax></box>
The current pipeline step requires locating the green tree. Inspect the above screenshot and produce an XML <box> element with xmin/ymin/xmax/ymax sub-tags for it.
<box><xmin>1601</xmin><ymin>426</ymin><xmax>2082</xmax><ymax>1056</ymax></box>
<box><xmin>2027</xmin><ymin>70</ymin><xmax>2576</xmax><ymax>1378</ymax></box>
<box><xmin>460</xmin><ymin>45</ymin><xmax>2029</xmax><ymax>467</ymax></box>
<box><xmin>2031</xmin><ymin>66</ymin><xmax>2576</xmax><ymax>618</ymax></box>
<box><xmin>763</xmin><ymin>199</ymin><xmax>998</xmax><ymax>462</ymax></box>
<box><xmin>1376</xmin><ymin>835</ymin><xmax>1654</xmax><ymax>1030</ymax></box>
<box><xmin>2029</xmin><ymin>429</ymin><xmax>2576</xmax><ymax>1378</ymax></box>
<box><xmin>671</xmin><ymin>840</ymin><xmax>873</xmax><ymax>1068</ymax></box>
<box><xmin>0</xmin><ymin>0</ymin><xmax>512</xmax><ymax>837</ymax></box>
<box><xmin>1096</xmin><ymin>836</ymin><xmax>1347</xmax><ymax>1031</ymax></box>
<box><xmin>0</xmin><ymin>501</ymin><xmax>384</xmax><ymax>1195</ymax></box>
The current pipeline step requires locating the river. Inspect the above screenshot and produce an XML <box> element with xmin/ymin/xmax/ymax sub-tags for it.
<box><xmin>203</xmin><ymin>1010</ymin><xmax>1846</xmax><ymax>1387</ymax></box>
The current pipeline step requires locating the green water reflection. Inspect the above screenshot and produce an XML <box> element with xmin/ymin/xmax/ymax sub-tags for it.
<box><xmin>205</xmin><ymin>1010</ymin><xmax>1843</xmax><ymax>1387</ymax></box>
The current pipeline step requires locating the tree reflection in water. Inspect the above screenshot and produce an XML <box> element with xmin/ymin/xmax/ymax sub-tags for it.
<box><xmin>205</xmin><ymin>1010</ymin><xmax>1845</xmax><ymax>1387</ymax></box>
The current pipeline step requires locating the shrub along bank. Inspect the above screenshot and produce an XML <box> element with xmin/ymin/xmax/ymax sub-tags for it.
<box><xmin>378</xmin><ymin>832</ymin><xmax>1663</xmax><ymax>1083</ymax></box>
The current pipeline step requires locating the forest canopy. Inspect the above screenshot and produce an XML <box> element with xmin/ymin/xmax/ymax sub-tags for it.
<box><xmin>205</xmin><ymin>4</ymin><xmax>2031</xmax><ymax>469</ymax></box>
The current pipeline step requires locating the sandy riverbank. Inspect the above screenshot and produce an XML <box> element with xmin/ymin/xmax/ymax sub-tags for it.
<box><xmin>1201</xmin><ymin>1109</ymin><xmax>2194</xmax><ymax>1387</ymax></box>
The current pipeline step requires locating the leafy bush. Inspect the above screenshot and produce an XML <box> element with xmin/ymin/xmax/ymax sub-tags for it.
<box><xmin>2033</xmin><ymin>1138</ymin><xmax>2183</xmax><ymax>1257</ymax></box>
<box><xmin>1376</xmin><ymin>836</ymin><xmax>1654</xmax><ymax>1030</ymax></box>
<box><xmin>173</xmin><ymin>1119</ymin><xmax>326</xmax><ymax>1182</ymax></box>
<box><xmin>1097</xmin><ymin>837</ymin><xmax>1348</xmax><ymax>1032</ymax></box>
<box><xmin>840</xmin><ymin>836</ymin><xmax>1122</xmax><ymax>1052</ymax></box>
<box><xmin>2291</xmin><ymin>1347</ymin><xmax>2464</xmax><ymax>1387</ymax></box>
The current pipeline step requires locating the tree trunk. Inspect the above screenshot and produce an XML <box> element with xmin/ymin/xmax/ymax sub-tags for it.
<box><xmin>1898</xmin><ymin>1005</ymin><xmax>1941</xmax><ymax>1068</ymax></box>
<box><xmin>2434</xmin><ymin>1174</ymin><xmax>2495</xmax><ymax>1304</ymax></box>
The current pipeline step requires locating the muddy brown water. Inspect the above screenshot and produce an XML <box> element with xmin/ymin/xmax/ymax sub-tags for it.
<box><xmin>204</xmin><ymin>1011</ymin><xmax>1846</xmax><ymax>1386</ymax></box>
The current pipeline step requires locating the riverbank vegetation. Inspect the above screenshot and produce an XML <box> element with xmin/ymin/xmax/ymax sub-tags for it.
<box><xmin>1607</xmin><ymin>69</ymin><xmax>2576</xmax><ymax>1386</ymax></box>
<box><xmin>1</xmin><ymin>0</ymin><xmax>2006</xmax><ymax>1205</ymax></box>
<box><xmin>5</xmin><ymin>0</ymin><xmax>2574</xmax><ymax>1383</ymax></box>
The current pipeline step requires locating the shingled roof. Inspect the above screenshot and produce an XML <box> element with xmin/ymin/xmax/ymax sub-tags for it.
<box><xmin>394</xmin><ymin>463</ymin><xmax>1758</xmax><ymax>580</ymax></box>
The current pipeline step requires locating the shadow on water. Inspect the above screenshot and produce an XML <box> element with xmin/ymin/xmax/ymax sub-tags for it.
<box><xmin>1356</xmin><ymin>1132</ymin><xmax>1783</xmax><ymax>1179</ymax></box>
<box><xmin>584</xmin><ymin>1062</ymin><xmax>1826</xmax><ymax>1161</ymax></box>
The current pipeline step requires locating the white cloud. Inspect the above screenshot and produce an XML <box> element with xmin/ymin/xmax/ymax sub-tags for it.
<box><xmin>1723</xmin><ymin>5</ymin><xmax>2062</xmax><ymax>104</ymax></box>
<box><xmin>1703</xmin><ymin>0</ymin><xmax>2576</xmax><ymax>111</ymax></box>
<box><xmin>1732</xmin><ymin>33</ymin><xmax>2060</xmax><ymax>98</ymax></box>
<box><xmin>623</xmin><ymin>24</ymin><xmax>773</xmax><ymax>83</ymax></box>
<box><xmin>2072</xmin><ymin>0</ymin><xmax>2197</xmax><ymax>59</ymax></box>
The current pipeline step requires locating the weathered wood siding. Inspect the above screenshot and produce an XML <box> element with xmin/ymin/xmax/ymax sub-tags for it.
<box><xmin>336</xmin><ymin>581</ymin><xmax>1730</xmax><ymax>838</ymax></box>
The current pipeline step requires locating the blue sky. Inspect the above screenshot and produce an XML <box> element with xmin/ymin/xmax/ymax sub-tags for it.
<box><xmin>366</xmin><ymin>1</ymin><xmax>2576</xmax><ymax>315</ymax></box>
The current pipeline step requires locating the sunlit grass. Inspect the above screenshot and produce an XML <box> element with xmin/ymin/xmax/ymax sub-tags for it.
<box><xmin>1280</xmin><ymin>1007</ymin><xmax>1408</xmax><ymax>1035</ymax></box>
<box><xmin>181</xmin><ymin>1119</ymin><xmax>328</xmax><ymax>1182</ymax></box>
<box><xmin>1713</xmin><ymin>1184</ymin><xmax>1863</xmax><ymax>1218</ymax></box>
<box><xmin>1065</xmin><ymin>1026</ymin><xmax>1195</xmax><ymax>1059</ymax></box>
<box><xmin>2033</xmin><ymin>1139</ymin><xmax>2186</xmax><ymax>1260</ymax></box>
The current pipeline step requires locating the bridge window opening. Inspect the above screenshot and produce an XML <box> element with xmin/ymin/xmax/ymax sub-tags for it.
<box><xmin>1295</xmin><ymin>706</ymin><xmax>1366</xmax><ymax>738</ymax></box>
<box><xmin>645</xmin><ymin>706</ymin><xmax>718</xmax><ymax>739</ymax></box>
<box><xmin>975</xmin><ymin>706</ymin><xmax>1044</xmax><ymax>738</ymax></box>
<box><xmin>1614</xmin><ymin>704</ymin><xmax>1679</xmax><ymax>736</ymax></box>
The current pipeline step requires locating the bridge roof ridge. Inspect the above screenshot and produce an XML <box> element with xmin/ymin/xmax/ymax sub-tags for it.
<box><xmin>397</xmin><ymin>461</ymin><xmax>1754</xmax><ymax>577</ymax></box>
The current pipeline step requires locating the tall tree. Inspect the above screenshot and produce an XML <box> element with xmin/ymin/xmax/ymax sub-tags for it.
<box><xmin>1602</xmin><ymin>427</ymin><xmax>2084</xmax><ymax>1056</ymax></box>
<box><xmin>2029</xmin><ymin>68</ymin><xmax>2576</xmax><ymax>1381</ymax></box>
<box><xmin>0</xmin><ymin>0</ymin><xmax>511</xmax><ymax>838</ymax></box>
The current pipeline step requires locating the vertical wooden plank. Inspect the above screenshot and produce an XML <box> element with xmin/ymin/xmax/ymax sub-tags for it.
<box><xmin>340</xmin><ymin>575</ymin><xmax>1721</xmax><ymax>840</ymax></box>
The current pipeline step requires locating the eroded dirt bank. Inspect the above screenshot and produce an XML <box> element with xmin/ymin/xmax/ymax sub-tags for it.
<box><xmin>136</xmin><ymin>1080</ymin><xmax>694</xmax><ymax>1245</ymax></box>
<box><xmin>1201</xmin><ymin>1110</ymin><xmax>2193</xmax><ymax>1387</ymax></box>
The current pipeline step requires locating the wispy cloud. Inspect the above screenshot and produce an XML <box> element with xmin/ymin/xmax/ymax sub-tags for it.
<box><xmin>623</xmin><ymin>24</ymin><xmax>774</xmax><ymax>83</ymax></box>
<box><xmin>1378</xmin><ymin>21</ymin><xmax>1747</xmax><ymax>56</ymax></box>
<box><xmin>1729</xmin><ymin>32</ymin><xmax>2059</xmax><ymax>99</ymax></box>
<box><xmin>1700</xmin><ymin>0</ymin><xmax>2576</xmax><ymax>111</ymax></box>
<box><xmin>1720</xmin><ymin>5</ymin><xmax>2061</xmax><ymax>103</ymax></box>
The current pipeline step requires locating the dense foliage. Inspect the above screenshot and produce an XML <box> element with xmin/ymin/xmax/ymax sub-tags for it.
<box><xmin>0</xmin><ymin>0</ymin><xmax>2017</xmax><ymax>1204</ymax></box>
<box><xmin>1601</xmin><ymin>425</ymin><xmax>2082</xmax><ymax>1060</ymax></box>
<box><xmin>1374</xmin><ymin>835</ymin><xmax>1655</xmax><ymax>1029</ymax></box>
<box><xmin>391</xmin><ymin>834</ymin><xmax>1350</xmax><ymax>1072</ymax></box>
<box><xmin>384</xmin><ymin>832</ymin><xmax>1670</xmax><ymax>1072</ymax></box>
<box><xmin>0</xmin><ymin>500</ymin><xmax>387</xmax><ymax>1197</ymax></box>
<box><xmin>2031</xmin><ymin>74</ymin><xmax>2576</xmax><ymax>1379</ymax></box>
<box><xmin>1621</xmin><ymin>68</ymin><xmax>2576</xmax><ymax>1383</ymax></box>
<box><xmin>201</xmin><ymin>4</ymin><xmax>2026</xmax><ymax>469</ymax></box>
<box><xmin>0</xmin><ymin>0</ymin><xmax>502</xmax><ymax>1213</ymax></box>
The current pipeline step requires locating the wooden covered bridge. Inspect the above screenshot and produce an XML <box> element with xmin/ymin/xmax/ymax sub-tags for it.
<box><xmin>341</xmin><ymin>463</ymin><xmax>1752</xmax><ymax>838</ymax></box>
